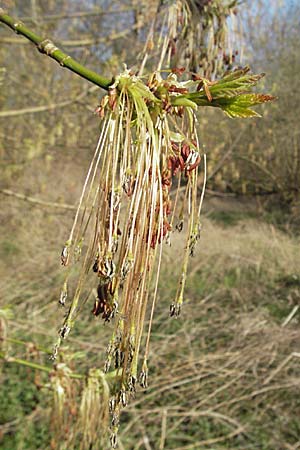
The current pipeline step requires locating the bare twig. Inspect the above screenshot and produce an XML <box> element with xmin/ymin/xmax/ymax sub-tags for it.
<box><xmin>0</xmin><ymin>21</ymin><xmax>143</xmax><ymax>48</ymax></box>
<box><xmin>20</xmin><ymin>7</ymin><xmax>137</xmax><ymax>23</ymax></box>
<box><xmin>0</xmin><ymin>188</ymin><xmax>77</xmax><ymax>211</ymax></box>
<box><xmin>143</xmin><ymin>435</ymin><xmax>153</xmax><ymax>450</ymax></box>
<box><xmin>282</xmin><ymin>306</ymin><xmax>299</xmax><ymax>327</ymax></box>
<box><xmin>159</xmin><ymin>408</ymin><xmax>168</xmax><ymax>450</ymax></box>
<box><xmin>172</xmin><ymin>425</ymin><xmax>245</xmax><ymax>449</ymax></box>
<box><xmin>0</xmin><ymin>8</ymin><xmax>111</xmax><ymax>89</ymax></box>
<box><xmin>0</xmin><ymin>85</ymin><xmax>97</xmax><ymax>118</ymax></box>
<box><xmin>207</xmin><ymin>128</ymin><xmax>245</xmax><ymax>181</ymax></box>
<box><xmin>263</xmin><ymin>352</ymin><xmax>300</xmax><ymax>385</ymax></box>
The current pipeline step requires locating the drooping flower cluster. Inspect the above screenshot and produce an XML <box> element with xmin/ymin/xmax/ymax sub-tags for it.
<box><xmin>53</xmin><ymin>64</ymin><xmax>273</xmax><ymax>446</ymax></box>
<box><xmin>53</xmin><ymin>67</ymin><xmax>206</xmax><ymax>444</ymax></box>
<box><xmin>139</xmin><ymin>0</ymin><xmax>242</xmax><ymax>78</ymax></box>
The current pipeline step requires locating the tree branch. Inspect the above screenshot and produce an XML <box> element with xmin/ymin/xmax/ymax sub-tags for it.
<box><xmin>0</xmin><ymin>85</ymin><xmax>98</xmax><ymax>118</ymax></box>
<box><xmin>0</xmin><ymin>22</ymin><xmax>142</xmax><ymax>47</ymax></box>
<box><xmin>0</xmin><ymin>349</ymin><xmax>119</xmax><ymax>382</ymax></box>
<box><xmin>0</xmin><ymin>188</ymin><xmax>77</xmax><ymax>211</ymax></box>
<box><xmin>20</xmin><ymin>7</ymin><xmax>137</xmax><ymax>23</ymax></box>
<box><xmin>0</xmin><ymin>8</ymin><xmax>112</xmax><ymax>90</ymax></box>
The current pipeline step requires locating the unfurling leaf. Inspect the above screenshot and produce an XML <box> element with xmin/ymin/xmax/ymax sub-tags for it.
<box><xmin>171</xmin><ymin>67</ymin><xmax>276</xmax><ymax>118</ymax></box>
<box><xmin>208</xmin><ymin>67</ymin><xmax>265</xmax><ymax>98</ymax></box>
<box><xmin>214</xmin><ymin>93</ymin><xmax>276</xmax><ymax>118</ymax></box>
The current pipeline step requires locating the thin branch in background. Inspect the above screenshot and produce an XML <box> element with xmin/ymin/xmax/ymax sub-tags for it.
<box><xmin>0</xmin><ymin>85</ymin><xmax>97</xmax><ymax>117</ymax></box>
<box><xmin>235</xmin><ymin>154</ymin><xmax>283</xmax><ymax>189</ymax></box>
<box><xmin>0</xmin><ymin>185</ymin><xmax>234</xmax><ymax>217</ymax></box>
<box><xmin>0</xmin><ymin>188</ymin><xmax>77</xmax><ymax>211</ymax></box>
<box><xmin>171</xmin><ymin>425</ymin><xmax>245</xmax><ymax>450</ymax></box>
<box><xmin>159</xmin><ymin>408</ymin><xmax>168</xmax><ymax>450</ymax></box>
<box><xmin>207</xmin><ymin>128</ymin><xmax>246</xmax><ymax>181</ymax></box>
<box><xmin>0</xmin><ymin>8</ymin><xmax>112</xmax><ymax>89</ymax></box>
<box><xmin>20</xmin><ymin>7</ymin><xmax>138</xmax><ymax>23</ymax></box>
<box><xmin>263</xmin><ymin>352</ymin><xmax>300</xmax><ymax>386</ymax></box>
<box><xmin>282</xmin><ymin>305</ymin><xmax>299</xmax><ymax>327</ymax></box>
<box><xmin>0</xmin><ymin>21</ymin><xmax>143</xmax><ymax>47</ymax></box>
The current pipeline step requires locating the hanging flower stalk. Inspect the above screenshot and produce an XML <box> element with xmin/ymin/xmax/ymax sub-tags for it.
<box><xmin>49</xmin><ymin>365</ymin><xmax>111</xmax><ymax>449</ymax></box>
<box><xmin>50</xmin><ymin>363</ymin><xmax>78</xmax><ymax>448</ymax></box>
<box><xmin>52</xmin><ymin>65</ymin><xmax>274</xmax><ymax>446</ymax></box>
<box><xmin>54</xmin><ymin>67</ymin><xmax>204</xmax><ymax>440</ymax></box>
<box><xmin>139</xmin><ymin>0</ymin><xmax>242</xmax><ymax>77</ymax></box>
<box><xmin>79</xmin><ymin>369</ymin><xmax>110</xmax><ymax>449</ymax></box>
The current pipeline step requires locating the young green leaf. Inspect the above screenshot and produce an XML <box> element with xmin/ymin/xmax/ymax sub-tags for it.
<box><xmin>212</xmin><ymin>93</ymin><xmax>276</xmax><ymax>118</ymax></box>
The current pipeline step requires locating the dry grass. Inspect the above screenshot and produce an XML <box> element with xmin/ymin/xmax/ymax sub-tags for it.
<box><xmin>1</xmin><ymin>186</ymin><xmax>300</xmax><ymax>449</ymax></box>
<box><xmin>115</xmin><ymin>218</ymin><xmax>300</xmax><ymax>449</ymax></box>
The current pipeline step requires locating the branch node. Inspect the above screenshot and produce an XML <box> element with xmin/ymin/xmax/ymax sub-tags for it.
<box><xmin>37</xmin><ymin>38</ymin><xmax>58</xmax><ymax>56</ymax></box>
<box><xmin>60</xmin><ymin>55</ymin><xmax>71</xmax><ymax>66</ymax></box>
<box><xmin>13</xmin><ymin>21</ymin><xmax>23</xmax><ymax>32</ymax></box>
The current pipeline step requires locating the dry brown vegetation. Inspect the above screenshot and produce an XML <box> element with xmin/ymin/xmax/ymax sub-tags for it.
<box><xmin>1</xmin><ymin>182</ymin><xmax>300</xmax><ymax>448</ymax></box>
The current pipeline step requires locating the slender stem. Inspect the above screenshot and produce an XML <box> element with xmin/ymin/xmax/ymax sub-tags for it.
<box><xmin>5</xmin><ymin>337</ymin><xmax>50</xmax><ymax>353</ymax></box>
<box><xmin>0</xmin><ymin>188</ymin><xmax>77</xmax><ymax>211</ymax></box>
<box><xmin>0</xmin><ymin>8</ymin><xmax>112</xmax><ymax>90</ymax></box>
<box><xmin>0</xmin><ymin>351</ymin><xmax>53</xmax><ymax>374</ymax></box>
<box><xmin>0</xmin><ymin>351</ymin><xmax>119</xmax><ymax>381</ymax></box>
<box><xmin>20</xmin><ymin>7</ymin><xmax>137</xmax><ymax>23</ymax></box>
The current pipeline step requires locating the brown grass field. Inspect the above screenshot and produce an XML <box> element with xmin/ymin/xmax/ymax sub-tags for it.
<box><xmin>1</xmin><ymin>179</ymin><xmax>300</xmax><ymax>449</ymax></box>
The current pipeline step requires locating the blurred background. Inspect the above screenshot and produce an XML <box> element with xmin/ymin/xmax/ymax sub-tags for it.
<box><xmin>0</xmin><ymin>0</ymin><xmax>300</xmax><ymax>449</ymax></box>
